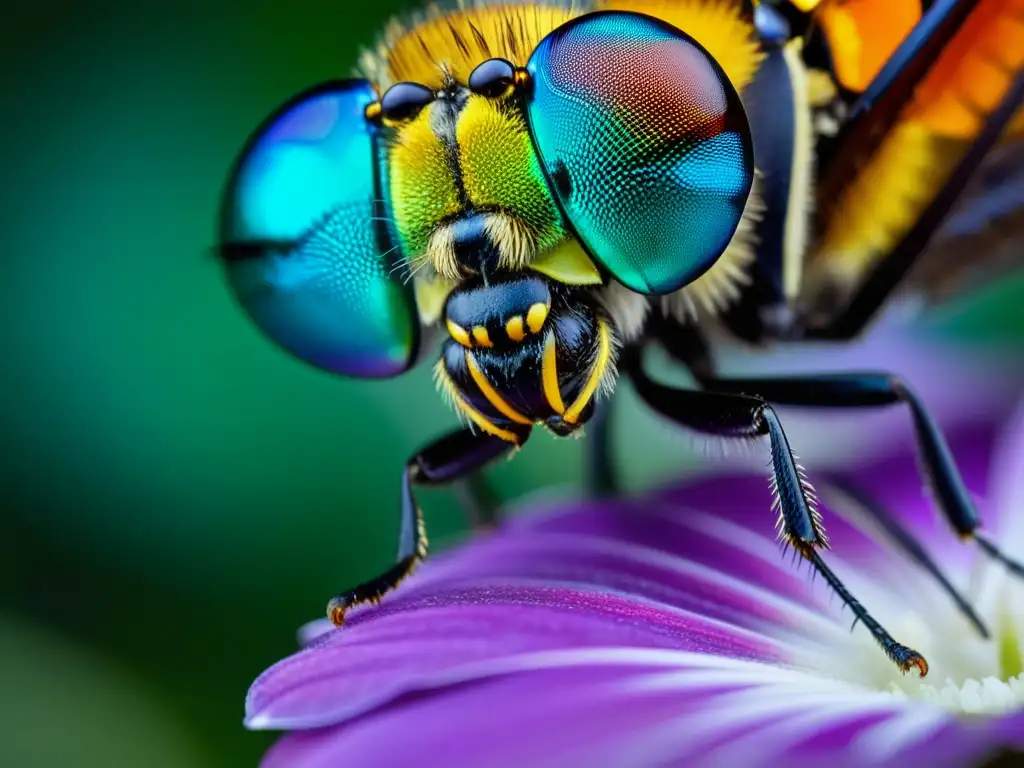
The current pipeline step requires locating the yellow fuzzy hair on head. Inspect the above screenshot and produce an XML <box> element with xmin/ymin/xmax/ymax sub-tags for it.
<box><xmin>357</xmin><ymin>2</ymin><xmax>589</xmax><ymax>89</ymax></box>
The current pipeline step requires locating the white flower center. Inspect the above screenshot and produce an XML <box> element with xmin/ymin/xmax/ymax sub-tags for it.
<box><xmin>803</xmin><ymin>557</ymin><xmax>1024</xmax><ymax>716</ymax></box>
<box><xmin>883</xmin><ymin>673</ymin><xmax>1024</xmax><ymax>714</ymax></box>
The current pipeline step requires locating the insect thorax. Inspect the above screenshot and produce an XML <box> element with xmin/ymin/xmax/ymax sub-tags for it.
<box><xmin>435</xmin><ymin>273</ymin><xmax>616</xmax><ymax>444</ymax></box>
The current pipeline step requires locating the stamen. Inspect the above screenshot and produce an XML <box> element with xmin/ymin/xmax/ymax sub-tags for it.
<box><xmin>884</xmin><ymin>674</ymin><xmax>1024</xmax><ymax>715</ymax></box>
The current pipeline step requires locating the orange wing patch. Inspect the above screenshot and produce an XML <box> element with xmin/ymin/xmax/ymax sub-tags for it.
<box><xmin>909</xmin><ymin>0</ymin><xmax>1024</xmax><ymax>139</ymax></box>
<box><xmin>816</xmin><ymin>0</ymin><xmax>922</xmax><ymax>93</ymax></box>
<box><xmin>807</xmin><ymin>0</ymin><xmax>1024</xmax><ymax>298</ymax></box>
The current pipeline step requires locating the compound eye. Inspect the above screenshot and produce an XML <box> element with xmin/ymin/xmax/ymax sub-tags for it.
<box><xmin>220</xmin><ymin>80</ymin><xmax>419</xmax><ymax>379</ymax></box>
<box><xmin>525</xmin><ymin>12</ymin><xmax>755</xmax><ymax>295</ymax></box>
<box><xmin>379</xmin><ymin>82</ymin><xmax>434</xmax><ymax>125</ymax></box>
<box><xmin>468</xmin><ymin>58</ymin><xmax>518</xmax><ymax>98</ymax></box>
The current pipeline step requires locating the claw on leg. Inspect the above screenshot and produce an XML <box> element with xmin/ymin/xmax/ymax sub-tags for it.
<box><xmin>324</xmin><ymin>429</ymin><xmax>514</xmax><ymax>630</ymax></box>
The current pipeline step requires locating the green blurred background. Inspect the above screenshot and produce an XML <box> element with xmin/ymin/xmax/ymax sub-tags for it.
<box><xmin>1</xmin><ymin>3</ymin><xmax>1022</xmax><ymax>767</ymax></box>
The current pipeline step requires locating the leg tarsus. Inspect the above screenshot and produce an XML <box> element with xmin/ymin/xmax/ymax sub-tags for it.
<box><xmin>821</xmin><ymin>479</ymin><xmax>990</xmax><ymax>639</ymax></box>
<box><xmin>326</xmin><ymin>428</ymin><xmax>518</xmax><ymax>626</ymax></box>
<box><xmin>804</xmin><ymin>548</ymin><xmax>928</xmax><ymax>677</ymax></box>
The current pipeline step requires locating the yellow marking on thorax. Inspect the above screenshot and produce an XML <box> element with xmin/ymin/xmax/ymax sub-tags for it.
<box><xmin>806</xmin><ymin>69</ymin><xmax>838</xmax><ymax>108</ymax></box>
<box><xmin>456</xmin><ymin>398</ymin><xmax>522</xmax><ymax>443</ymax></box>
<box><xmin>526</xmin><ymin>303</ymin><xmax>549</xmax><ymax>334</ymax></box>
<box><xmin>506</xmin><ymin>316</ymin><xmax>526</xmax><ymax>342</ymax></box>
<box><xmin>465</xmin><ymin>352</ymin><xmax>532</xmax><ymax>425</ymax></box>
<box><xmin>472</xmin><ymin>326</ymin><xmax>494</xmax><ymax>348</ymax></box>
<box><xmin>541</xmin><ymin>331</ymin><xmax>566</xmax><ymax>414</ymax></box>
<box><xmin>358</xmin><ymin>4</ymin><xmax>584</xmax><ymax>90</ymax></box>
<box><xmin>564</xmin><ymin>317</ymin><xmax>612</xmax><ymax>424</ymax></box>
<box><xmin>447</xmin><ymin>319</ymin><xmax>473</xmax><ymax>348</ymax></box>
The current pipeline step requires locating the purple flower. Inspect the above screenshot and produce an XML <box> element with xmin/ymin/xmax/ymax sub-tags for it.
<box><xmin>246</xmin><ymin>395</ymin><xmax>1024</xmax><ymax>768</ymax></box>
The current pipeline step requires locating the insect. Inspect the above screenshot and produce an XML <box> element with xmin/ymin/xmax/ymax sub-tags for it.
<box><xmin>217</xmin><ymin>0</ymin><xmax>1024</xmax><ymax>676</ymax></box>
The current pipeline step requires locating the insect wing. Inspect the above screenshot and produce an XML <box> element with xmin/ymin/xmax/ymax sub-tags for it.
<box><xmin>909</xmin><ymin>137</ymin><xmax>1024</xmax><ymax>303</ymax></box>
<box><xmin>806</xmin><ymin>0</ymin><xmax>1024</xmax><ymax>333</ymax></box>
<box><xmin>220</xmin><ymin>81</ymin><xmax>419</xmax><ymax>379</ymax></box>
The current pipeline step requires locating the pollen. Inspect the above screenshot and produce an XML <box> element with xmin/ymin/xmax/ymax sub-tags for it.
<box><xmin>884</xmin><ymin>674</ymin><xmax>1024</xmax><ymax>715</ymax></box>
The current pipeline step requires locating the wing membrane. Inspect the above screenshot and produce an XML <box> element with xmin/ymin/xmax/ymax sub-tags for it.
<box><xmin>802</xmin><ymin>0</ymin><xmax>1024</xmax><ymax>331</ymax></box>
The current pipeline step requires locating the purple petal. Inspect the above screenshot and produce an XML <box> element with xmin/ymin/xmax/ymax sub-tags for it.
<box><xmin>655</xmin><ymin>416</ymin><xmax>1000</xmax><ymax>586</ymax></box>
<box><xmin>247</xmin><ymin>384</ymin><xmax>1024</xmax><ymax>766</ymax></box>
<box><xmin>411</xmin><ymin>501</ymin><xmax>842</xmax><ymax>636</ymax></box>
<box><xmin>413</xmin><ymin>535</ymin><xmax>812</xmax><ymax>632</ymax></box>
<box><xmin>510</xmin><ymin>492</ymin><xmax>831</xmax><ymax>609</ymax></box>
<box><xmin>246</xmin><ymin>587</ymin><xmax>786</xmax><ymax>730</ymax></box>
<box><xmin>260</xmin><ymin>657</ymin><xmax>1024</xmax><ymax>768</ymax></box>
<box><xmin>296</xmin><ymin>619</ymin><xmax>333</xmax><ymax>648</ymax></box>
<box><xmin>847</xmin><ymin>710</ymin><xmax>1024</xmax><ymax>768</ymax></box>
<box><xmin>649</xmin><ymin>473</ymin><xmax>939</xmax><ymax>614</ymax></box>
<box><xmin>262</xmin><ymin>673</ymin><xmax>1024</xmax><ymax>768</ymax></box>
<box><xmin>257</xmin><ymin>662</ymin><xmax>845</xmax><ymax>768</ymax></box>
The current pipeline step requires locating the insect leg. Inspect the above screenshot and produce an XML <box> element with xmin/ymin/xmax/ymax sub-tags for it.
<box><xmin>583</xmin><ymin>317</ymin><xmax>718</xmax><ymax>498</ymax></box>
<box><xmin>584</xmin><ymin>400</ymin><xmax>619</xmax><ymax>498</ymax></box>
<box><xmin>654</xmin><ymin>317</ymin><xmax>999</xmax><ymax>636</ymax></box>
<box><xmin>454</xmin><ymin>475</ymin><xmax>503</xmax><ymax>531</ymax></box>
<box><xmin>623</xmin><ymin>346</ymin><xmax>928</xmax><ymax>675</ymax></box>
<box><xmin>326</xmin><ymin>428</ymin><xmax>518</xmax><ymax>626</ymax></box>
<box><xmin>699</xmin><ymin>372</ymin><xmax>1024</xmax><ymax>583</ymax></box>
<box><xmin>808</xmin><ymin>66</ymin><xmax>1024</xmax><ymax>340</ymax></box>
<box><xmin>818</xmin><ymin>479</ymin><xmax>989</xmax><ymax>638</ymax></box>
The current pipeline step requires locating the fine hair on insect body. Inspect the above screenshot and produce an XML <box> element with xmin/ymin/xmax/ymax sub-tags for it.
<box><xmin>217</xmin><ymin>0</ymin><xmax>1024</xmax><ymax>677</ymax></box>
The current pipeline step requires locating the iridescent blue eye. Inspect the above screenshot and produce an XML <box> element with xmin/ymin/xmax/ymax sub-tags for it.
<box><xmin>525</xmin><ymin>11</ymin><xmax>755</xmax><ymax>296</ymax></box>
<box><xmin>220</xmin><ymin>80</ymin><xmax>419</xmax><ymax>379</ymax></box>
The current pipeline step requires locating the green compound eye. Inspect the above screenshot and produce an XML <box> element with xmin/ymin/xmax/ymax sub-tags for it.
<box><xmin>525</xmin><ymin>11</ymin><xmax>755</xmax><ymax>296</ymax></box>
<box><xmin>220</xmin><ymin>81</ymin><xmax>419</xmax><ymax>379</ymax></box>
